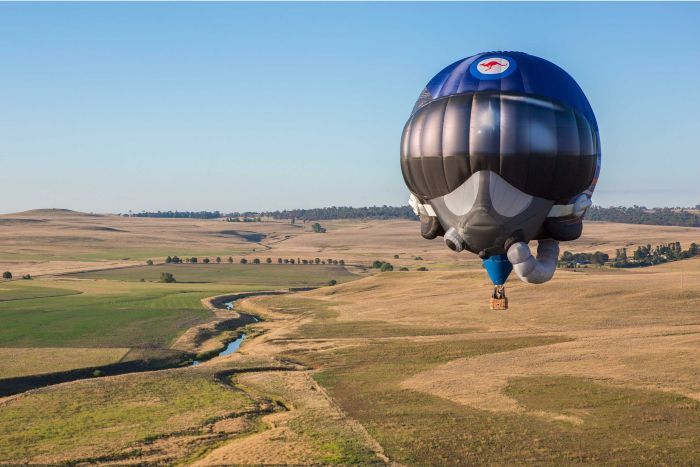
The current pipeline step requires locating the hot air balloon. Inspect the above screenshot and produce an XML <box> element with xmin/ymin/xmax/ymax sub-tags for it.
<box><xmin>401</xmin><ymin>52</ymin><xmax>601</xmax><ymax>309</ymax></box>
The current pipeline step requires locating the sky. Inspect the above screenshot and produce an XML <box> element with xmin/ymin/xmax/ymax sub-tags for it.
<box><xmin>0</xmin><ymin>2</ymin><xmax>699</xmax><ymax>214</ymax></box>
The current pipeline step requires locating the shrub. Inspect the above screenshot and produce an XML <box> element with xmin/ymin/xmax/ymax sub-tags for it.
<box><xmin>2</xmin><ymin>271</ymin><xmax>11</xmax><ymax>279</ymax></box>
<box><xmin>93</xmin><ymin>370</ymin><xmax>103</xmax><ymax>377</ymax></box>
<box><xmin>146</xmin><ymin>259</ymin><xmax>154</xmax><ymax>266</ymax></box>
<box><xmin>371</xmin><ymin>260</ymin><xmax>384</xmax><ymax>269</ymax></box>
<box><xmin>160</xmin><ymin>272</ymin><xmax>176</xmax><ymax>283</ymax></box>
<box><xmin>203</xmin><ymin>258</ymin><xmax>210</xmax><ymax>264</ymax></box>
<box><xmin>400</xmin><ymin>267</ymin><xmax>409</xmax><ymax>271</ymax></box>
<box><xmin>380</xmin><ymin>263</ymin><xmax>394</xmax><ymax>272</ymax></box>
<box><xmin>172</xmin><ymin>256</ymin><xmax>181</xmax><ymax>264</ymax></box>
<box><xmin>302</xmin><ymin>259</ymin><xmax>309</xmax><ymax>265</ymax></box>
<box><xmin>278</xmin><ymin>258</ymin><xmax>283</xmax><ymax>264</ymax></box>
<box><xmin>165</xmin><ymin>256</ymin><xmax>172</xmax><ymax>263</ymax></box>
<box><xmin>311</xmin><ymin>222</ymin><xmax>326</xmax><ymax>233</ymax></box>
<box><xmin>252</xmin><ymin>258</ymin><xmax>261</xmax><ymax>264</ymax></box>
<box><xmin>394</xmin><ymin>254</ymin><xmax>399</xmax><ymax>259</ymax></box>
<box><xmin>266</xmin><ymin>258</ymin><xmax>272</xmax><ymax>264</ymax></box>
<box><xmin>190</xmin><ymin>257</ymin><xmax>198</xmax><ymax>263</ymax></box>
<box><xmin>328</xmin><ymin>279</ymin><xmax>337</xmax><ymax>286</ymax></box>
<box><xmin>240</xmin><ymin>258</ymin><xmax>248</xmax><ymax>264</ymax></box>
<box><xmin>283</xmin><ymin>259</ymin><xmax>289</xmax><ymax>264</ymax></box>
<box><xmin>414</xmin><ymin>256</ymin><xmax>423</xmax><ymax>260</ymax></box>
<box><xmin>339</xmin><ymin>259</ymin><xmax>344</xmax><ymax>265</ymax></box>
<box><xmin>22</xmin><ymin>274</ymin><xmax>32</xmax><ymax>280</ymax></box>
<box><xmin>216</xmin><ymin>256</ymin><xmax>222</xmax><ymax>263</ymax></box>
<box><xmin>333</xmin><ymin>260</ymin><xmax>338</xmax><ymax>265</ymax></box>
<box><xmin>228</xmin><ymin>256</ymin><xmax>233</xmax><ymax>263</ymax></box>
<box><xmin>314</xmin><ymin>258</ymin><xmax>321</xmax><ymax>264</ymax></box>
<box><xmin>417</xmin><ymin>266</ymin><xmax>428</xmax><ymax>271</ymax></box>
<box><xmin>139</xmin><ymin>278</ymin><xmax>145</xmax><ymax>282</ymax></box>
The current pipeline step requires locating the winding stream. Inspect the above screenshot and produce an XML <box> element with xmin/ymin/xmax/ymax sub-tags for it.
<box><xmin>191</xmin><ymin>310</ymin><xmax>259</xmax><ymax>366</ymax></box>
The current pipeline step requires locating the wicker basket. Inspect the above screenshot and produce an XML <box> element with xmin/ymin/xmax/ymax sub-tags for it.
<box><xmin>490</xmin><ymin>297</ymin><xmax>508</xmax><ymax>310</ymax></box>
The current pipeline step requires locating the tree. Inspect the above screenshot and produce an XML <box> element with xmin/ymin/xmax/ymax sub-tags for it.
<box><xmin>380</xmin><ymin>262</ymin><xmax>394</xmax><ymax>272</ymax></box>
<box><xmin>190</xmin><ymin>257</ymin><xmax>198</xmax><ymax>263</ymax></box>
<box><xmin>311</xmin><ymin>222</ymin><xmax>326</xmax><ymax>233</ymax></box>
<box><xmin>266</xmin><ymin>258</ymin><xmax>272</xmax><ymax>264</ymax></box>
<box><xmin>284</xmin><ymin>259</ymin><xmax>289</xmax><ymax>264</ymax></box>
<box><xmin>240</xmin><ymin>258</ymin><xmax>248</xmax><ymax>264</ymax></box>
<box><xmin>146</xmin><ymin>259</ymin><xmax>154</xmax><ymax>266</ymax></box>
<box><xmin>165</xmin><ymin>256</ymin><xmax>172</xmax><ymax>264</ymax></box>
<box><xmin>339</xmin><ymin>259</ymin><xmax>344</xmax><ymax>265</ymax></box>
<box><xmin>278</xmin><ymin>258</ymin><xmax>283</xmax><ymax>264</ymax></box>
<box><xmin>333</xmin><ymin>260</ymin><xmax>338</xmax><ymax>265</ymax></box>
<box><xmin>203</xmin><ymin>258</ymin><xmax>210</xmax><ymax>264</ymax></box>
<box><xmin>216</xmin><ymin>256</ymin><xmax>221</xmax><ymax>263</ymax></box>
<box><xmin>290</xmin><ymin>259</ymin><xmax>295</xmax><ymax>264</ymax></box>
<box><xmin>160</xmin><ymin>272</ymin><xmax>176</xmax><ymax>283</ymax></box>
<box><xmin>228</xmin><ymin>256</ymin><xmax>233</xmax><ymax>263</ymax></box>
<box><xmin>328</xmin><ymin>279</ymin><xmax>337</xmax><ymax>286</ymax></box>
<box><xmin>253</xmin><ymin>258</ymin><xmax>261</xmax><ymax>264</ymax></box>
<box><xmin>371</xmin><ymin>260</ymin><xmax>384</xmax><ymax>269</ymax></box>
<box><xmin>172</xmin><ymin>256</ymin><xmax>181</xmax><ymax>264</ymax></box>
<box><xmin>314</xmin><ymin>258</ymin><xmax>320</xmax><ymax>264</ymax></box>
<box><xmin>302</xmin><ymin>259</ymin><xmax>309</xmax><ymax>264</ymax></box>
<box><xmin>2</xmin><ymin>271</ymin><xmax>11</xmax><ymax>279</ymax></box>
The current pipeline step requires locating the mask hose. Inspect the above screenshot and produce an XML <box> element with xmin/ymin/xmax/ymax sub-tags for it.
<box><xmin>506</xmin><ymin>239</ymin><xmax>559</xmax><ymax>284</ymax></box>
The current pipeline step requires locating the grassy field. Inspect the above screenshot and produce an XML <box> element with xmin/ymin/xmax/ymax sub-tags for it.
<box><xmin>0</xmin><ymin>369</ymin><xmax>254</xmax><ymax>464</ymax></box>
<box><xmin>0</xmin><ymin>347</ymin><xmax>130</xmax><ymax>378</ymax></box>
<box><xmin>68</xmin><ymin>263</ymin><xmax>355</xmax><ymax>286</ymax></box>
<box><xmin>1</xmin><ymin>211</ymin><xmax>699</xmax><ymax>464</ymax></box>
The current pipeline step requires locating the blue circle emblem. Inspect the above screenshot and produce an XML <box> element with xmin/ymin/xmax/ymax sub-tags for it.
<box><xmin>469</xmin><ymin>55</ymin><xmax>518</xmax><ymax>80</ymax></box>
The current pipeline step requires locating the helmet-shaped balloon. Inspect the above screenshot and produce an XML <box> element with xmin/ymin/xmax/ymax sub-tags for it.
<box><xmin>401</xmin><ymin>52</ymin><xmax>601</xmax><ymax>296</ymax></box>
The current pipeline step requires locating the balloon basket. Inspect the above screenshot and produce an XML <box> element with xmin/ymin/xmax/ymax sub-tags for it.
<box><xmin>490</xmin><ymin>285</ymin><xmax>508</xmax><ymax>310</ymax></box>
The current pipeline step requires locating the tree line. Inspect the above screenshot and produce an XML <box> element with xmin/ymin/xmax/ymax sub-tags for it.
<box><xmin>122</xmin><ymin>205</ymin><xmax>700</xmax><ymax>227</ymax></box>
<box><xmin>587</xmin><ymin>206</ymin><xmax>700</xmax><ymax>227</ymax></box>
<box><xmin>161</xmin><ymin>256</ymin><xmax>345</xmax><ymax>266</ymax></box>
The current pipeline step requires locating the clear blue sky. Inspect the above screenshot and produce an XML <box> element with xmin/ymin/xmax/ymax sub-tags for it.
<box><xmin>1</xmin><ymin>2</ymin><xmax>698</xmax><ymax>214</ymax></box>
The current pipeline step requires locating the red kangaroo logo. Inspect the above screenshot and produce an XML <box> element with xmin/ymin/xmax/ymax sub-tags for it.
<box><xmin>479</xmin><ymin>60</ymin><xmax>507</xmax><ymax>71</ymax></box>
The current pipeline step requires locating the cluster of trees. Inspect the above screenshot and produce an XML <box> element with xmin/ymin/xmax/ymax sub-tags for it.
<box><xmin>587</xmin><ymin>206</ymin><xmax>700</xmax><ymax>227</ymax></box>
<box><xmin>612</xmin><ymin>242</ymin><xmax>699</xmax><ymax>268</ymax></box>
<box><xmin>160</xmin><ymin>272</ymin><xmax>176</xmax><ymax>283</ymax></box>
<box><xmin>127</xmin><ymin>210</ymin><xmax>222</xmax><ymax>219</ymax></box>
<box><xmin>370</xmin><ymin>260</ymin><xmax>394</xmax><ymax>272</ymax></box>
<box><xmin>237</xmin><ymin>205</ymin><xmax>418</xmax><ymax>221</ymax></box>
<box><xmin>225</xmin><ymin>217</ymin><xmax>262</xmax><ymax>223</ymax></box>
<box><xmin>559</xmin><ymin>242</ymin><xmax>699</xmax><ymax>269</ymax></box>
<box><xmin>558</xmin><ymin>251</ymin><xmax>610</xmax><ymax>268</ymax></box>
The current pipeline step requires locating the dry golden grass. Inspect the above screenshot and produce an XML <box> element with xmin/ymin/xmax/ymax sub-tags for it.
<box><xmin>0</xmin><ymin>348</ymin><xmax>129</xmax><ymax>378</ymax></box>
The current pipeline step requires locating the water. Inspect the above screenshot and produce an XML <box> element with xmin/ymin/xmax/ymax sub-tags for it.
<box><xmin>190</xmin><ymin>301</ymin><xmax>259</xmax><ymax>366</ymax></box>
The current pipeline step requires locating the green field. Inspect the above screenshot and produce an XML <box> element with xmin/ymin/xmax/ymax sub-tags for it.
<box><xmin>0</xmin><ymin>280</ymin><xmax>262</xmax><ymax>349</ymax></box>
<box><xmin>68</xmin><ymin>263</ymin><xmax>356</xmax><ymax>286</ymax></box>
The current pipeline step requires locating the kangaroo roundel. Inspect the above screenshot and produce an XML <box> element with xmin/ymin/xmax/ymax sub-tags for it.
<box><xmin>477</xmin><ymin>57</ymin><xmax>510</xmax><ymax>74</ymax></box>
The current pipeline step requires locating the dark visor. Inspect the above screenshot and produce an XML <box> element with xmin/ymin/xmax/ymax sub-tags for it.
<box><xmin>400</xmin><ymin>92</ymin><xmax>599</xmax><ymax>202</ymax></box>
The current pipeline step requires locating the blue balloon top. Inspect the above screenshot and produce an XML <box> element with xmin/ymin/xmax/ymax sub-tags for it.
<box><xmin>418</xmin><ymin>51</ymin><xmax>597</xmax><ymax>129</ymax></box>
<box><xmin>483</xmin><ymin>254</ymin><xmax>513</xmax><ymax>286</ymax></box>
